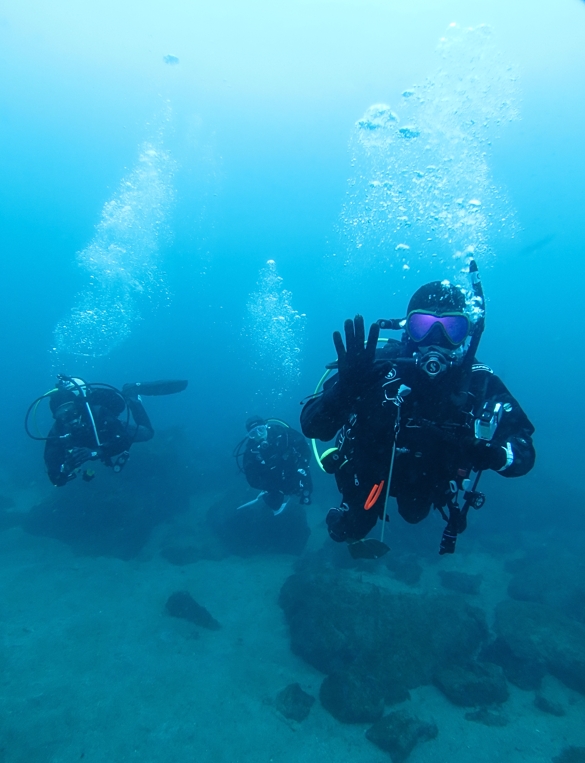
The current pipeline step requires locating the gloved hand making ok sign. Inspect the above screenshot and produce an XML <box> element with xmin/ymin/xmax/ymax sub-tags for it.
<box><xmin>61</xmin><ymin>447</ymin><xmax>98</xmax><ymax>476</ymax></box>
<box><xmin>333</xmin><ymin>315</ymin><xmax>381</xmax><ymax>396</ymax></box>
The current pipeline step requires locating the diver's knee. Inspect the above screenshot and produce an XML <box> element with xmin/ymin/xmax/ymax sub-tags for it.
<box><xmin>401</xmin><ymin>515</ymin><xmax>423</xmax><ymax>525</ymax></box>
<box><xmin>398</xmin><ymin>502</ymin><xmax>431</xmax><ymax>524</ymax></box>
<box><xmin>134</xmin><ymin>426</ymin><xmax>154</xmax><ymax>443</ymax></box>
<box><xmin>326</xmin><ymin>507</ymin><xmax>349</xmax><ymax>542</ymax></box>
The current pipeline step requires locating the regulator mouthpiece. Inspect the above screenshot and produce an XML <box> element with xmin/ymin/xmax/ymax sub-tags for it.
<box><xmin>418</xmin><ymin>350</ymin><xmax>450</xmax><ymax>378</ymax></box>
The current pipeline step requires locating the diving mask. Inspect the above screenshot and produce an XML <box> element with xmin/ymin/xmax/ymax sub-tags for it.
<box><xmin>248</xmin><ymin>424</ymin><xmax>268</xmax><ymax>442</ymax></box>
<box><xmin>406</xmin><ymin>311</ymin><xmax>470</xmax><ymax>347</ymax></box>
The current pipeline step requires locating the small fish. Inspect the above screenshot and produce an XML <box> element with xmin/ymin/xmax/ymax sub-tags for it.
<box><xmin>518</xmin><ymin>233</ymin><xmax>555</xmax><ymax>257</ymax></box>
<box><xmin>163</xmin><ymin>54</ymin><xmax>179</xmax><ymax>65</ymax></box>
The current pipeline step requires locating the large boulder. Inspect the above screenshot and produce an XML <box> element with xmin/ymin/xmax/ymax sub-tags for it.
<box><xmin>507</xmin><ymin>554</ymin><xmax>585</xmax><ymax>624</ymax></box>
<box><xmin>279</xmin><ymin>570</ymin><xmax>488</xmax><ymax>702</ymax></box>
<box><xmin>495</xmin><ymin>599</ymin><xmax>585</xmax><ymax>695</ymax></box>
<box><xmin>208</xmin><ymin>494</ymin><xmax>310</xmax><ymax>556</ymax></box>
<box><xmin>480</xmin><ymin>637</ymin><xmax>545</xmax><ymax>690</ymax></box>
<box><xmin>433</xmin><ymin>662</ymin><xmax>508</xmax><ymax>706</ymax></box>
<box><xmin>24</xmin><ymin>428</ymin><xmax>192</xmax><ymax>559</ymax></box>
<box><xmin>553</xmin><ymin>748</ymin><xmax>585</xmax><ymax>763</ymax></box>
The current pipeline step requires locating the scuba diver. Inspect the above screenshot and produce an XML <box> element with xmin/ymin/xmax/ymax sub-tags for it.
<box><xmin>235</xmin><ymin>416</ymin><xmax>313</xmax><ymax>515</ymax></box>
<box><xmin>301</xmin><ymin>260</ymin><xmax>535</xmax><ymax>558</ymax></box>
<box><xmin>26</xmin><ymin>376</ymin><xmax>188</xmax><ymax>487</ymax></box>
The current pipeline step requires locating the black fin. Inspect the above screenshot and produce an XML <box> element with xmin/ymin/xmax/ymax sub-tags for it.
<box><xmin>348</xmin><ymin>539</ymin><xmax>390</xmax><ymax>560</ymax></box>
<box><xmin>125</xmin><ymin>380</ymin><xmax>188</xmax><ymax>397</ymax></box>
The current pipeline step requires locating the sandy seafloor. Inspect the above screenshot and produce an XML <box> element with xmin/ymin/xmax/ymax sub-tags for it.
<box><xmin>1</xmin><ymin>482</ymin><xmax>584</xmax><ymax>763</ymax></box>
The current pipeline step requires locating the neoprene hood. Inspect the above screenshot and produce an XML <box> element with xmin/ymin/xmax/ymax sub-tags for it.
<box><xmin>407</xmin><ymin>280</ymin><xmax>467</xmax><ymax>315</ymax></box>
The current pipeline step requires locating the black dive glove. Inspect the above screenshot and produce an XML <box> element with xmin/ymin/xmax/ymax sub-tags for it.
<box><xmin>333</xmin><ymin>315</ymin><xmax>380</xmax><ymax>396</ymax></box>
<box><xmin>62</xmin><ymin>447</ymin><xmax>98</xmax><ymax>474</ymax></box>
<box><xmin>464</xmin><ymin>440</ymin><xmax>507</xmax><ymax>472</ymax></box>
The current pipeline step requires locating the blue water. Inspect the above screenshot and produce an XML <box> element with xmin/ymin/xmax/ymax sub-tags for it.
<box><xmin>1</xmin><ymin>1</ymin><xmax>585</xmax><ymax>760</ymax></box>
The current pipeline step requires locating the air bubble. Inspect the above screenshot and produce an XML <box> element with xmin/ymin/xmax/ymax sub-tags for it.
<box><xmin>54</xmin><ymin>141</ymin><xmax>175</xmax><ymax>357</ymax></box>
<box><xmin>245</xmin><ymin>260</ymin><xmax>306</xmax><ymax>396</ymax></box>
<box><xmin>339</xmin><ymin>24</ymin><xmax>519</xmax><ymax>274</ymax></box>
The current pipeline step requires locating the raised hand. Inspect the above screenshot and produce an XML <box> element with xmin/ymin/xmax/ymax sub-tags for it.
<box><xmin>332</xmin><ymin>315</ymin><xmax>380</xmax><ymax>394</ymax></box>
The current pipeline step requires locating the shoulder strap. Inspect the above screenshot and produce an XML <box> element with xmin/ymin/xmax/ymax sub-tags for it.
<box><xmin>468</xmin><ymin>364</ymin><xmax>493</xmax><ymax>414</ymax></box>
<box><xmin>471</xmin><ymin>362</ymin><xmax>493</xmax><ymax>374</ymax></box>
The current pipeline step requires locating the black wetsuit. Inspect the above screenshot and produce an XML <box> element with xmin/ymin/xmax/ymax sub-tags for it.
<box><xmin>301</xmin><ymin>340</ymin><xmax>535</xmax><ymax>542</ymax></box>
<box><xmin>44</xmin><ymin>388</ymin><xmax>154</xmax><ymax>487</ymax></box>
<box><xmin>243</xmin><ymin>423</ymin><xmax>313</xmax><ymax>509</ymax></box>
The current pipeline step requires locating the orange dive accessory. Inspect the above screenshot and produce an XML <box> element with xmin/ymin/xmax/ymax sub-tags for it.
<box><xmin>364</xmin><ymin>481</ymin><xmax>385</xmax><ymax>510</ymax></box>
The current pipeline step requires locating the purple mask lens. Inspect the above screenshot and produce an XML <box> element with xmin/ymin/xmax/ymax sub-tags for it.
<box><xmin>407</xmin><ymin>312</ymin><xmax>469</xmax><ymax>345</ymax></box>
<box><xmin>439</xmin><ymin>315</ymin><xmax>470</xmax><ymax>344</ymax></box>
<box><xmin>407</xmin><ymin>313</ymin><xmax>437</xmax><ymax>341</ymax></box>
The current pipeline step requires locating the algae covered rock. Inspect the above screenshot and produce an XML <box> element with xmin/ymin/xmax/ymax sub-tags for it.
<box><xmin>366</xmin><ymin>710</ymin><xmax>438</xmax><ymax>762</ymax></box>
<box><xmin>24</xmin><ymin>429</ymin><xmax>192</xmax><ymax>559</ymax></box>
<box><xmin>279</xmin><ymin>570</ymin><xmax>488</xmax><ymax>701</ymax></box>
<box><xmin>208</xmin><ymin>495</ymin><xmax>310</xmax><ymax>556</ymax></box>
<box><xmin>319</xmin><ymin>670</ymin><xmax>384</xmax><ymax>724</ymax></box>
<box><xmin>507</xmin><ymin>555</ymin><xmax>585</xmax><ymax>624</ymax></box>
<box><xmin>534</xmin><ymin>693</ymin><xmax>565</xmax><ymax>717</ymax></box>
<box><xmin>274</xmin><ymin>683</ymin><xmax>314</xmax><ymax>722</ymax></box>
<box><xmin>495</xmin><ymin>599</ymin><xmax>585</xmax><ymax>694</ymax></box>
<box><xmin>464</xmin><ymin>708</ymin><xmax>508</xmax><ymax>727</ymax></box>
<box><xmin>553</xmin><ymin>747</ymin><xmax>585</xmax><ymax>763</ymax></box>
<box><xmin>480</xmin><ymin>636</ymin><xmax>546</xmax><ymax>690</ymax></box>
<box><xmin>434</xmin><ymin>662</ymin><xmax>509</xmax><ymax>706</ymax></box>
<box><xmin>165</xmin><ymin>591</ymin><xmax>221</xmax><ymax>630</ymax></box>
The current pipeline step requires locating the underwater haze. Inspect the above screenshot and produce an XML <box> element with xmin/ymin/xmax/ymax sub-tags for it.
<box><xmin>1</xmin><ymin>1</ymin><xmax>585</xmax><ymax>762</ymax></box>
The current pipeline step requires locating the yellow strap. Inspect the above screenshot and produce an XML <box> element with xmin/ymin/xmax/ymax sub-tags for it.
<box><xmin>266</xmin><ymin>418</ymin><xmax>290</xmax><ymax>428</ymax></box>
<box><xmin>310</xmin><ymin>369</ymin><xmax>332</xmax><ymax>471</ymax></box>
<box><xmin>31</xmin><ymin>388</ymin><xmax>58</xmax><ymax>438</ymax></box>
